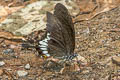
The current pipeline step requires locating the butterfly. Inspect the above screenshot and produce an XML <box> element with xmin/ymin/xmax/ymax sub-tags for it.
<box><xmin>37</xmin><ymin>3</ymin><xmax>77</xmax><ymax>60</ymax></box>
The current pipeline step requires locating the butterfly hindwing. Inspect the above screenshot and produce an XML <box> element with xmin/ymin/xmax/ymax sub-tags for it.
<box><xmin>46</xmin><ymin>12</ymin><xmax>67</xmax><ymax>57</ymax></box>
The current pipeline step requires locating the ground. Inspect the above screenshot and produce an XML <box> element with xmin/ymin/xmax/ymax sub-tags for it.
<box><xmin>0</xmin><ymin>1</ymin><xmax>120</xmax><ymax>80</ymax></box>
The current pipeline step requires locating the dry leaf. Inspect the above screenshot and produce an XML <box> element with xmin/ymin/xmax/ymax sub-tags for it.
<box><xmin>73</xmin><ymin>0</ymin><xmax>120</xmax><ymax>23</ymax></box>
<box><xmin>0</xmin><ymin>29</ymin><xmax>26</xmax><ymax>43</ymax></box>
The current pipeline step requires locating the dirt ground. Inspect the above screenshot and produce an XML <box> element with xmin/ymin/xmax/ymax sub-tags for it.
<box><xmin>0</xmin><ymin>1</ymin><xmax>120</xmax><ymax>80</ymax></box>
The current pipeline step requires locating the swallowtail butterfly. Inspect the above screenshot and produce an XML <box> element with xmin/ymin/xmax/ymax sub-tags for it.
<box><xmin>37</xmin><ymin>3</ymin><xmax>77</xmax><ymax>60</ymax></box>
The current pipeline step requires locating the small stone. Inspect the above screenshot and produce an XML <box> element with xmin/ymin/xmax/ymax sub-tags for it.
<box><xmin>3</xmin><ymin>49</ymin><xmax>14</xmax><ymax>54</ymax></box>
<box><xmin>6</xmin><ymin>68</ymin><xmax>12</xmax><ymax>71</ymax></box>
<box><xmin>112</xmin><ymin>56</ymin><xmax>120</xmax><ymax>66</ymax></box>
<box><xmin>9</xmin><ymin>45</ymin><xmax>17</xmax><ymax>49</ymax></box>
<box><xmin>117</xmin><ymin>54</ymin><xmax>120</xmax><ymax>57</ymax></box>
<box><xmin>25</xmin><ymin>64</ymin><xmax>30</xmax><ymax>70</ymax></box>
<box><xmin>0</xmin><ymin>61</ymin><xmax>5</xmax><ymax>66</ymax></box>
<box><xmin>0</xmin><ymin>69</ymin><xmax>3</xmax><ymax>75</ymax></box>
<box><xmin>17</xmin><ymin>70</ymin><xmax>28</xmax><ymax>77</ymax></box>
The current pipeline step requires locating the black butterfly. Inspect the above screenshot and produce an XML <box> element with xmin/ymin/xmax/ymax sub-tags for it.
<box><xmin>37</xmin><ymin>3</ymin><xmax>77</xmax><ymax>60</ymax></box>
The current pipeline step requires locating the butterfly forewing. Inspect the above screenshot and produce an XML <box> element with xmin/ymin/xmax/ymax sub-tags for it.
<box><xmin>54</xmin><ymin>3</ymin><xmax>75</xmax><ymax>55</ymax></box>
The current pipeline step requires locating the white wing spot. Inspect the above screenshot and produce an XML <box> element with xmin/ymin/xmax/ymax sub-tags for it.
<box><xmin>39</xmin><ymin>45</ymin><xmax>46</xmax><ymax>48</ymax></box>
<box><xmin>39</xmin><ymin>41</ymin><xmax>48</xmax><ymax>46</ymax></box>
<box><xmin>40</xmin><ymin>48</ymin><xmax>47</xmax><ymax>50</ymax></box>
<box><xmin>39</xmin><ymin>33</ymin><xmax>51</xmax><ymax>57</ymax></box>
<box><xmin>43</xmin><ymin>51</ymin><xmax>48</xmax><ymax>54</ymax></box>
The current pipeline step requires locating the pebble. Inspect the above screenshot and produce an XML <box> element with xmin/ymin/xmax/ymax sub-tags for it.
<box><xmin>112</xmin><ymin>56</ymin><xmax>120</xmax><ymax>66</ymax></box>
<box><xmin>0</xmin><ymin>61</ymin><xmax>5</xmax><ymax>66</ymax></box>
<box><xmin>17</xmin><ymin>70</ymin><xmax>28</xmax><ymax>77</ymax></box>
<box><xmin>3</xmin><ymin>49</ymin><xmax>14</xmax><ymax>54</ymax></box>
<box><xmin>9</xmin><ymin>45</ymin><xmax>17</xmax><ymax>49</ymax></box>
<box><xmin>117</xmin><ymin>54</ymin><xmax>120</xmax><ymax>57</ymax></box>
<box><xmin>25</xmin><ymin>64</ymin><xmax>30</xmax><ymax>70</ymax></box>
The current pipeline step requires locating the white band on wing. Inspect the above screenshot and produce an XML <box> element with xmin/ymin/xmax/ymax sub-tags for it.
<box><xmin>39</xmin><ymin>33</ymin><xmax>51</xmax><ymax>57</ymax></box>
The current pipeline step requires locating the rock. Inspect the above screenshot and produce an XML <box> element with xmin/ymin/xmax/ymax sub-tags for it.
<box><xmin>0</xmin><ymin>69</ymin><xmax>3</xmax><ymax>75</ymax></box>
<box><xmin>25</xmin><ymin>64</ymin><xmax>30</xmax><ymax>70</ymax></box>
<box><xmin>0</xmin><ymin>61</ymin><xmax>5</xmax><ymax>66</ymax></box>
<box><xmin>6</xmin><ymin>68</ymin><xmax>12</xmax><ymax>71</ymax></box>
<box><xmin>3</xmin><ymin>49</ymin><xmax>14</xmax><ymax>54</ymax></box>
<box><xmin>17</xmin><ymin>70</ymin><xmax>28</xmax><ymax>77</ymax></box>
<box><xmin>9</xmin><ymin>45</ymin><xmax>17</xmax><ymax>49</ymax></box>
<box><xmin>112</xmin><ymin>56</ymin><xmax>120</xmax><ymax>66</ymax></box>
